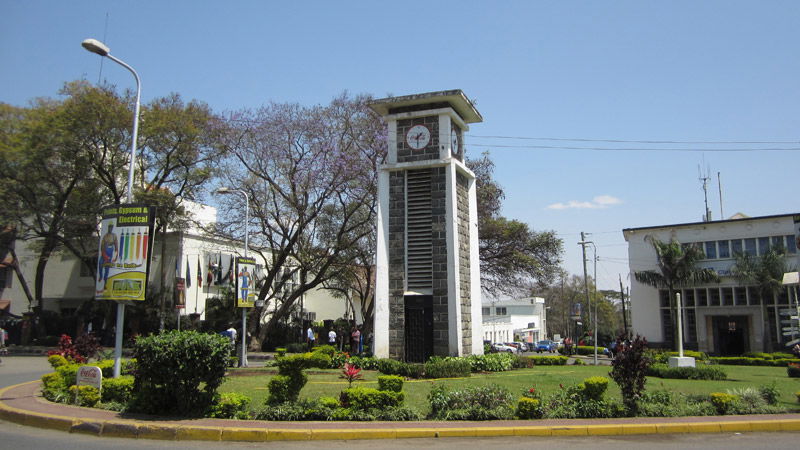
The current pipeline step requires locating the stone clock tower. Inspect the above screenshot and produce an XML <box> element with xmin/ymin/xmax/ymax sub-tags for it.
<box><xmin>369</xmin><ymin>90</ymin><xmax>483</xmax><ymax>361</ymax></box>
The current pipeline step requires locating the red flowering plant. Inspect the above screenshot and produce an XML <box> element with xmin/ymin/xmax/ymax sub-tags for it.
<box><xmin>522</xmin><ymin>386</ymin><xmax>542</xmax><ymax>400</ymax></box>
<box><xmin>340</xmin><ymin>362</ymin><xmax>363</xmax><ymax>388</ymax></box>
<box><xmin>47</xmin><ymin>334</ymin><xmax>86</xmax><ymax>363</ymax></box>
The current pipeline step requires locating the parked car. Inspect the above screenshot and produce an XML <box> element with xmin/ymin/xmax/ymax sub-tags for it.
<box><xmin>491</xmin><ymin>342</ymin><xmax>517</xmax><ymax>353</ymax></box>
<box><xmin>535</xmin><ymin>340</ymin><xmax>558</xmax><ymax>353</ymax></box>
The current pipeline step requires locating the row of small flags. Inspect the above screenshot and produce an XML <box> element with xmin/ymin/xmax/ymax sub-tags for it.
<box><xmin>179</xmin><ymin>254</ymin><xmax>237</xmax><ymax>288</ymax></box>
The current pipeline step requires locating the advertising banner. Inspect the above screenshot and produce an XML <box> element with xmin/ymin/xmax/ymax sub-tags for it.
<box><xmin>571</xmin><ymin>302</ymin><xmax>583</xmax><ymax>321</ymax></box>
<box><xmin>95</xmin><ymin>203</ymin><xmax>156</xmax><ymax>301</ymax></box>
<box><xmin>236</xmin><ymin>256</ymin><xmax>256</xmax><ymax>308</ymax></box>
<box><xmin>175</xmin><ymin>278</ymin><xmax>186</xmax><ymax>309</ymax></box>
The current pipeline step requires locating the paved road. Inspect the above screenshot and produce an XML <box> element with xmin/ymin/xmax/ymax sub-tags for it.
<box><xmin>1</xmin><ymin>356</ymin><xmax>798</xmax><ymax>449</ymax></box>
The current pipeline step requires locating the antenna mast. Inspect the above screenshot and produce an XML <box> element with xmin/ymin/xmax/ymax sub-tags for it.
<box><xmin>698</xmin><ymin>164</ymin><xmax>712</xmax><ymax>222</ymax></box>
<box><xmin>717</xmin><ymin>171</ymin><xmax>724</xmax><ymax>220</ymax></box>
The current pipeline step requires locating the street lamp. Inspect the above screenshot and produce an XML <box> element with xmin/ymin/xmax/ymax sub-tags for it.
<box><xmin>82</xmin><ymin>38</ymin><xmax>141</xmax><ymax>378</ymax></box>
<box><xmin>215</xmin><ymin>187</ymin><xmax>249</xmax><ymax>367</ymax></box>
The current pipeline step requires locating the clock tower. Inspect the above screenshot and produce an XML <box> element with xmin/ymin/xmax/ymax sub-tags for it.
<box><xmin>369</xmin><ymin>90</ymin><xmax>483</xmax><ymax>361</ymax></box>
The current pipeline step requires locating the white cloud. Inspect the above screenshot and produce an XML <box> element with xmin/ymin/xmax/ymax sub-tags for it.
<box><xmin>547</xmin><ymin>195</ymin><xmax>622</xmax><ymax>210</ymax></box>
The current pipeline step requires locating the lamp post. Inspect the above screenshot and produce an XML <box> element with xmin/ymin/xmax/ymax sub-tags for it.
<box><xmin>82</xmin><ymin>38</ymin><xmax>141</xmax><ymax>378</ymax></box>
<box><xmin>215</xmin><ymin>187</ymin><xmax>249</xmax><ymax>367</ymax></box>
<box><xmin>589</xmin><ymin>242</ymin><xmax>598</xmax><ymax>366</ymax></box>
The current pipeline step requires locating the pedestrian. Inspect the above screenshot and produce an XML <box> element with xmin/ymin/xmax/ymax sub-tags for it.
<box><xmin>793</xmin><ymin>343</ymin><xmax>800</xmax><ymax>358</ymax></box>
<box><xmin>350</xmin><ymin>326</ymin><xmax>361</xmax><ymax>354</ymax></box>
<box><xmin>564</xmin><ymin>336</ymin><xmax>573</xmax><ymax>356</ymax></box>
<box><xmin>328</xmin><ymin>327</ymin><xmax>337</xmax><ymax>346</ymax></box>
<box><xmin>226</xmin><ymin>324</ymin><xmax>237</xmax><ymax>347</ymax></box>
<box><xmin>307</xmin><ymin>326</ymin><xmax>315</xmax><ymax>349</ymax></box>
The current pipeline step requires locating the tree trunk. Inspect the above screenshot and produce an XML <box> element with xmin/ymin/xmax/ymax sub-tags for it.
<box><xmin>760</xmin><ymin>292</ymin><xmax>773</xmax><ymax>353</ymax></box>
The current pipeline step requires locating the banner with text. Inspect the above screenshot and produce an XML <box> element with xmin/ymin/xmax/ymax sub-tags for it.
<box><xmin>236</xmin><ymin>256</ymin><xmax>256</xmax><ymax>308</ymax></box>
<box><xmin>95</xmin><ymin>203</ymin><xmax>156</xmax><ymax>301</ymax></box>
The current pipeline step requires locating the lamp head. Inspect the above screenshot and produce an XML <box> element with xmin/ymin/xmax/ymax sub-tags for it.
<box><xmin>215</xmin><ymin>187</ymin><xmax>233</xmax><ymax>194</ymax></box>
<box><xmin>81</xmin><ymin>38</ymin><xmax>110</xmax><ymax>57</ymax></box>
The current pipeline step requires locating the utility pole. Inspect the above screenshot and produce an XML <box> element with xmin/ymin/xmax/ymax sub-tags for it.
<box><xmin>619</xmin><ymin>274</ymin><xmax>628</xmax><ymax>333</ymax></box>
<box><xmin>578</xmin><ymin>232</ymin><xmax>592</xmax><ymax>360</ymax></box>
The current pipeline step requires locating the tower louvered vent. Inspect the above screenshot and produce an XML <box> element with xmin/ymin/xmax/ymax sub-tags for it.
<box><xmin>406</xmin><ymin>169</ymin><xmax>432</xmax><ymax>290</ymax></box>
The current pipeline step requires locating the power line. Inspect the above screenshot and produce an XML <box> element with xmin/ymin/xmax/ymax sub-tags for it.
<box><xmin>467</xmin><ymin>134</ymin><xmax>800</xmax><ymax>145</ymax></box>
<box><xmin>468</xmin><ymin>143</ymin><xmax>800</xmax><ymax>152</ymax></box>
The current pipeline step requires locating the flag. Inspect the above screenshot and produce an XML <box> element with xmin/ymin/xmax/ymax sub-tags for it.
<box><xmin>216</xmin><ymin>253</ymin><xmax>223</xmax><ymax>285</ymax></box>
<box><xmin>197</xmin><ymin>257</ymin><xmax>202</xmax><ymax>287</ymax></box>
<box><xmin>227</xmin><ymin>254</ymin><xmax>235</xmax><ymax>284</ymax></box>
<box><xmin>207</xmin><ymin>255</ymin><xmax>215</xmax><ymax>285</ymax></box>
<box><xmin>186</xmin><ymin>257</ymin><xmax>192</xmax><ymax>288</ymax></box>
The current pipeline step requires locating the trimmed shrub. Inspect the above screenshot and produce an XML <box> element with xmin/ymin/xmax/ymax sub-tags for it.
<box><xmin>581</xmin><ymin>376</ymin><xmax>609</xmax><ymax>401</ymax></box>
<box><xmin>101</xmin><ymin>375</ymin><xmax>133</xmax><ymax>404</ymax></box>
<box><xmin>464</xmin><ymin>353</ymin><xmax>515</xmax><ymax>372</ymax></box>
<box><xmin>651</xmin><ymin>350</ymin><xmax>708</xmax><ymax>364</ymax></box>
<box><xmin>378</xmin><ymin>375</ymin><xmax>404</xmax><ymax>393</ymax></box>
<box><xmin>209</xmin><ymin>392</ymin><xmax>252</xmax><ymax>419</ymax></box>
<box><xmin>516</xmin><ymin>397</ymin><xmax>542</xmax><ymax>419</ymax></box>
<box><xmin>527</xmin><ymin>355</ymin><xmax>568</xmax><ymax>366</ymax></box>
<box><xmin>267</xmin><ymin>374</ymin><xmax>305</xmax><ymax>405</ymax></box>
<box><xmin>610</xmin><ymin>334</ymin><xmax>651</xmax><ymax>415</ymax></box>
<box><xmin>348</xmin><ymin>355</ymin><xmax>379</xmax><ymax>370</ymax></box>
<box><xmin>428</xmin><ymin>384</ymin><xmax>515</xmax><ymax>420</ymax></box>
<box><xmin>41</xmin><ymin>372</ymin><xmax>67</xmax><ymax>402</ymax></box>
<box><xmin>128</xmin><ymin>330</ymin><xmax>231</xmax><ymax>416</ymax></box>
<box><xmin>286</xmin><ymin>342</ymin><xmax>307</xmax><ymax>354</ymax></box>
<box><xmin>647</xmin><ymin>363</ymin><xmax>727</xmax><ymax>380</ymax></box>
<box><xmin>376</xmin><ymin>358</ymin><xmax>424</xmax><ymax>378</ymax></box>
<box><xmin>559</xmin><ymin>345</ymin><xmax>606</xmax><ymax>356</ymax></box>
<box><xmin>340</xmin><ymin>387</ymin><xmax>404</xmax><ymax>410</ymax></box>
<box><xmin>759</xmin><ymin>383</ymin><xmax>780</xmax><ymax>405</ymax></box>
<box><xmin>275</xmin><ymin>347</ymin><xmax>287</xmax><ymax>357</ymax></box>
<box><xmin>788</xmin><ymin>363</ymin><xmax>800</xmax><ymax>378</ymax></box>
<box><xmin>47</xmin><ymin>354</ymin><xmax>69</xmax><ymax>369</ymax></box>
<box><xmin>710</xmin><ymin>392</ymin><xmax>738</xmax><ymax>415</ymax></box>
<box><xmin>257</xmin><ymin>398</ymin><xmax>336</xmax><ymax>421</ymax></box>
<box><xmin>312</xmin><ymin>345</ymin><xmax>336</xmax><ymax>356</ymax></box>
<box><xmin>424</xmin><ymin>358</ymin><xmax>471</xmax><ymax>379</ymax></box>
<box><xmin>711</xmin><ymin>356</ymin><xmax>800</xmax><ymax>366</ymax></box>
<box><xmin>372</xmin><ymin>406</ymin><xmax>422</xmax><ymax>421</ymax></box>
<box><xmin>69</xmin><ymin>385</ymin><xmax>100</xmax><ymax>407</ymax></box>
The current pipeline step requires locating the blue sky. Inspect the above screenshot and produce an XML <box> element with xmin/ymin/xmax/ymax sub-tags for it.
<box><xmin>2</xmin><ymin>1</ymin><xmax>799</xmax><ymax>293</ymax></box>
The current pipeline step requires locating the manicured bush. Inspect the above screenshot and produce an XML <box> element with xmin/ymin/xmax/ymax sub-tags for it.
<box><xmin>128</xmin><ymin>330</ymin><xmax>231</xmax><ymax>416</ymax></box>
<box><xmin>286</xmin><ymin>342</ymin><xmax>307</xmax><ymax>353</ymax></box>
<box><xmin>647</xmin><ymin>363</ymin><xmax>727</xmax><ymax>380</ymax></box>
<box><xmin>516</xmin><ymin>397</ymin><xmax>542</xmax><ymax>419</ymax></box>
<box><xmin>759</xmin><ymin>383</ymin><xmax>780</xmax><ymax>405</ymax></box>
<box><xmin>312</xmin><ymin>345</ymin><xmax>336</xmax><ymax>356</ymax></box>
<box><xmin>257</xmin><ymin>398</ymin><xmax>336</xmax><ymax>421</ymax></box>
<box><xmin>267</xmin><ymin>374</ymin><xmax>306</xmax><ymax>405</ymax></box>
<box><xmin>101</xmin><ymin>375</ymin><xmax>134</xmax><ymax>404</ymax></box>
<box><xmin>787</xmin><ymin>363</ymin><xmax>800</xmax><ymax>378</ymax></box>
<box><xmin>463</xmin><ymin>353</ymin><xmax>515</xmax><ymax>372</ymax></box>
<box><xmin>378</xmin><ymin>375</ymin><xmax>404</xmax><ymax>393</ymax></box>
<box><xmin>424</xmin><ymin>357</ymin><xmax>472</xmax><ymax>379</ymax></box>
<box><xmin>41</xmin><ymin>372</ymin><xmax>67</xmax><ymax>402</ymax></box>
<box><xmin>376</xmin><ymin>358</ymin><xmax>424</xmax><ymax>378</ymax></box>
<box><xmin>651</xmin><ymin>350</ymin><xmax>708</xmax><ymax>364</ymax></box>
<box><xmin>47</xmin><ymin>354</ymin><xmax>69</xmax><ymax>369</ymax></box>
<box><xmin>711</xmin><ymin>356</ymin><xmax>800</xmax><ymax>366</ymax></box>
<box><xmin>527</xmin><ymin>355</ymin><xmax>568</xmax><ymax>366</ymax></box>
<box><xmin>581</xmin><ymin>376</ymin><xmax>609</xmax><ymax>401</ymax></box>
<box><xmin>340</xmin><ymin>387</ymin><xmax>404</xmax><ymax>410</ymax></box>
<box><xmin>275</xmin><ymin>347</ymin><xmax>287</xmax><ymax>357</ymax></box>
<box><xmin>559</xmin><ymin>345</ymin><xmax>606</xmax><ymax>356</ymax></box>
<box><xmin>428</xmin><ymin>384</ymin><xmax>515</xmax><ymax>420</ymax></box>
<box><xmin>709</xmin><ymin>392</ymin><xmax>739</xmax><ymax>415</ymax></box>
<box><xmin>209</xmin><ymin>392</ymin><xmax>252</xmax><ymax>419</ymax></box>
<box><xmin>69</xmin><ymin>385</ymin><xmax>100</xmax><ymax>407</ymax></box>
<box><xmin>348</xmin><ymin>355</ymin><xmax>379</xmax><ymax>370</ymax></box>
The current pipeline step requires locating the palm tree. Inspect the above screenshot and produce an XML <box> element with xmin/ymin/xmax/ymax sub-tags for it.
<box><xmin>634</xmin><ymin>237</ymin><xmax>719</xmax><ymax>350</ymax></box>
<box><xmin>731</xmin><ymin>248</ymin><xmax>793</xmax><ymax>353</ymax></box>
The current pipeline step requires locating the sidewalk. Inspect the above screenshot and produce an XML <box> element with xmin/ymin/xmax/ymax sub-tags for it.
<box><xmin>1</xmin><ymin>380</ymin><xmax>799</xmax><ymax>442</ymax></box>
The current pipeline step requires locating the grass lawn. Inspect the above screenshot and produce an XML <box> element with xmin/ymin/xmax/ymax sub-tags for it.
<box><xmin>220</xmin><ymin>365</ymin><xmax>800</xmax><ymax>416</ymax></box>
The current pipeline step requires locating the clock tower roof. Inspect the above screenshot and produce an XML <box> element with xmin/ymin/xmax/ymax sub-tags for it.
<box><xmin>369</xmin><ymin>89</ymin><xmax>482</xmax><ymax>124</ymax></box>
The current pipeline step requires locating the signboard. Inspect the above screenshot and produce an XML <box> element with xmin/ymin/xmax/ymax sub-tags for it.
<box><xmin>571</xmin><ymin>303</ymin><xmax>582</xmax><ymax>320</ymax></box>
<box><xmin>95</xmin><ymin>203</ymin><xmax>156</xmax><ymax>301</ymax></box>
<box><xmin>76</xmin><ymin>365</ymin><xmax>102</xmax><ymax>390</ymax></box>
<box><xmin>236</xmin><ymin>256</ymin><xmax>256</xmax><ymax>308</ymax></box>
<box><xmin>174</xmin><ymin>278</ymin><xmax>186</xmax><ymax>309</ymax></box>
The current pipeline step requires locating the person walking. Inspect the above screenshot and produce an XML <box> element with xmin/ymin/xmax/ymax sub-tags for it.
<box><xmin>307</xmin><ymin>326</ymin><xmax>315</xmax><ymax>349</ymax></box>
<box><xmin>328</xmin><ymin>328</ymin><xmax>337</xmax><ymax>347</ymax></box>
<box><xmin>350</xmin><ymin>326</ymin><xmax>361</xmax><ymax>354</ymax></box>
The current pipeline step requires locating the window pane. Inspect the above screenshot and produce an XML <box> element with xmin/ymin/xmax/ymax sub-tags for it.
<box><xmin>731</xmin><ymin>239</ymin><xmax>743</xmax><ymax>255</ymax></box>
<box><xmin>744</xmin><ymin>238</ymin><xmax>756</xmax><ymax>255</ymax></box>
<box><xmin>482</xmin><ymin>307</ymin><xmax>490</xmax><ymax>315</ymax></box>
<box><xmin>734</xmin><ymin>287</ymin><xmax>747</xmax><ymax>305</ymax></box>
<box><xmin>758</xmin><ymin>237</ymin><xmax>770</xmax><ymax>255</ymax></box>
<box><xmin>717</xmin><ymin>240</ymin><xmax>730</xmax><ymax>258</ymax></box>
<box><xmin>697</xmin><ymin>288</ymin><xmax>708</xmax><ymax>306</ymax></box>
<box><xmin>709</xmin><ymin>288</ymin><xmax>720</xmax><ymax>306</ymax></box>
<box><xmin>659</xmin><ymin>290</ymin><xmax>670</xmax><ymax>308</ymax></box>
<box><xmin>704</xmin><ymin>241</ymin><xmax>717</xmax><ymax>259</ymax></box>
<box><xmin>787</xmin><ymin>235</ymin><xmax>797</xmax><ymax>254</ymax></box>
<box><xmin>684</xmin><ymin>289</ymin><xmax>695</xmax><ymax>307</ymax></box>
<box><xmin>721</xmin><ymin>287</ymin><xmax>733</xmax><ymax>306</ymax></box>
<box><xmin>772</xmin><ymin>236</ymin><xmax>784</xmax><ymax>249</ymax></box>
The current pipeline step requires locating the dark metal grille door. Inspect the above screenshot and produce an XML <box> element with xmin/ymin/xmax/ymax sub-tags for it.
<box><xmin>405</xmin><ymin>295</ymin><xmax>433</xmax><ymax>363</ymax></box>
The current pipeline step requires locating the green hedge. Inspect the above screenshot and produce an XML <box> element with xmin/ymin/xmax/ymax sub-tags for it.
<box><xmin>559</xmin><ymin>345</ymin><xmax>606</xmax><ymax>356</ymax></box>
<box><xmin>710</xmin><ymin>357</ymin><xmax>800</xmax><ymax>367</ymax></box>
<box><xmin>340</xmin><ymin>387</ymin><xmax>404</xmax><ymax>410</ymax></box>
<box><xmin>424</xmin><ymin>358</ymin><xmax>472</xmax><ymax>379</ymax></box>
<box><xmin>526</xmin><ymin>355</ymin><xmax>568</xmax><ymax>366</ymax></box>
<box><xmin>378</xmin><ymin>375</ymin><xmax>404</xmax><ymax>393</ymax></box>
<box><xmin>647</xmin><ymin>363</ymin><xmax>727</xmax><ymax>380</ymax></box>
<box><xmin>101</xmin><ymin>375</ymin><xmax>134</xmax><ymax>404</ymax></box>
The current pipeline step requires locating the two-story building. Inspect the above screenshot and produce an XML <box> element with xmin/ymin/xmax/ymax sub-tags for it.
<box><xmin>482</xmin><ymin>297</ymin><xmax>547</xmax><ymax>344</ymax></box>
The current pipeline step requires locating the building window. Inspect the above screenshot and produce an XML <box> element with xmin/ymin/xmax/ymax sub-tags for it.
<box><xmin>717</xmin><ymin>240</ymin><xmax>730</xmax><ymax>258</ymax></box>
<box><xmin>786</xmin><ymin>235</ymin><xmax>797</xmax><ymax>254</ymax></box>
<box><xmin>744</xmin><ymin>238</ymin><xmax>756</xmax><ymax>256</ymax></box>
<box><xmin>683</xmin><ymin>289</ymin><xmax>695</xmax><ymax>307</ymax></box>
<box><xmin>686</xmin><ymin>309</ymin><xmax>697</xmax><ymax>343</ymax></box>
<box><xmin>697</xmin><ymin>288</ymin><xmax>708</xmax><ymax>307</ymax></box>
<box><xmin>758</xmin><ymin>237</ymin><xmax>770</xmax><ymax>255</ymax></box>
<box><xmin>660</xmin><ymin>308</ymin><xmax>673</xmax><ymax>346</ymax></box>
<box><xmin>482</xmin><ymin>307</ymin><xmax>490</xmax><ymax>316</ymax></box>
<box><xmin>734</xmin><ymin>287</ymin><xmax>747</xmax><ymax>306</ymax></box>
<box><xmin>659</xmin><ymin>290</ymin><xmax>670</xmax><ymax>308</ymax></box>
<box><xmin>721</xmin><ymin>287</ymin><xmax>733</xmax><ymax>306</ymax></box>
<box><xmin>731</xmin><ymin>239</ymin><xmax>743</xmax><ymax>255</ymax></box>
<box><xmin>747</xmin><ymin>286</ymin><xmax>759</xmax><ymax>306</ymax></box>
<box><xmin>704</xmin><ymin>241</ymin><xmax>717</xmax><ymax>259</ymax></box>
<box><xmin>709</xmin><ymin>288</ymin><xmax>720</xmax><ymax>306</ymax></box>
<box><xmin>495</xmin><ymin>307</ymin><xmax>507</xmax><ymax>315</ymax></box>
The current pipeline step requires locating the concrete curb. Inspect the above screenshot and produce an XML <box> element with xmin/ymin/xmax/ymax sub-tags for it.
<box><xmin>1</xmin><ymin>382</ymin><xmax>800</xmax><ymax>441</ymax></box>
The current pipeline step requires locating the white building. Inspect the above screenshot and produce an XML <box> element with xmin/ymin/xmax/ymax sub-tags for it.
<box><xmin>0</xmin><ymin>200</ymin><xmax>354</xmax><ymax>331</ymax></box>
<box><xmin>482</xmin><ymin>297</ymin><xmax>547</xmax><ymax>344</ymax></box>
<box><xmin>624</xmin><ymin>213</ymin><xmax>800</xmax><ymax>354</ymax></box>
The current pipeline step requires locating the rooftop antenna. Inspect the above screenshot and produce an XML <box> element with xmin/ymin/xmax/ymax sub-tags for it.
<box><xmin>717</xmin><ymin>171</ymin><xmax>724</xmax><ymax>220</ymax></box>
<box><xmin>698</xmin><ymin>162</ymin><xmax>712</xmax><ymax>222</ymax></box>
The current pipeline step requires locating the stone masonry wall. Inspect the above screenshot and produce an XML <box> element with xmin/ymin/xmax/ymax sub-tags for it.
<box><xmin>431</xmin><ymin>166</ymin><xmax>450</xmax><ymax>356</ymax></box>
<box><xmin>397</xmin><ymin>117</ymin><xmax>440</xmax><ymax>163</ymax></box>
<box><xmin>388</xmin><ymin>171</ymin><xmax>406</xmax><ymax>359</ymax></box>
<box><xmin>456</xmin><ymin>172</ymin><xmax>472</xmax><ymax>353</ymax></box>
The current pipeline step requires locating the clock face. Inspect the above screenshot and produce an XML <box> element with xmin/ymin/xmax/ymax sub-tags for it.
<box><xmin>406</xmin><ymin>124</ymin><xmax>431</xmax><ymax>150</ymax></box>
<box><xmin>451</xmin><ymin>128</ymin><xmax>460</xmax><ymax>154</ymax></box>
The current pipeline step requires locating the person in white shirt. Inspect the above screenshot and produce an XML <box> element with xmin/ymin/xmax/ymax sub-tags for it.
<box><xmin>328</xmin><ymin>328</ymin><xmax>337</xmax><ymax>346</ymax></box>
